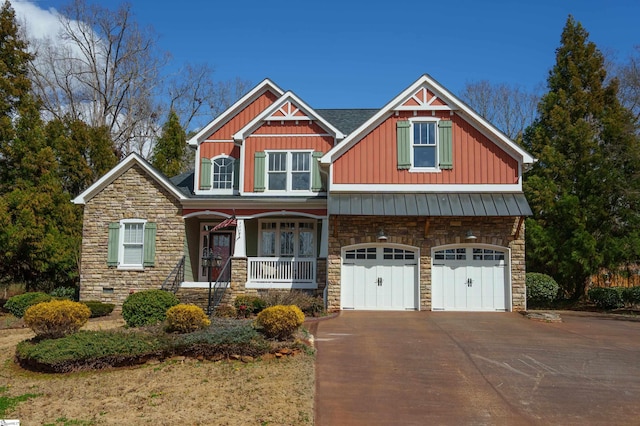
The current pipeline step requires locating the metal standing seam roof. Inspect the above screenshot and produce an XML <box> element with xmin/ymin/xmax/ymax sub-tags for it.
<box><xmin>329</xmin><ymin>193</ymin><xmax>533</xmax><ymax>216</ymax></box>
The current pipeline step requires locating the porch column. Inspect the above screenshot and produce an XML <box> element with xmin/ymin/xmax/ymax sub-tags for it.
<box><xmin>233</xmin><ymin>218</ymin><xmax>246</xmax><ymax>257</ymax></box>
<box><xmin>320</xmin><ymin>217</ymin><xmax>329</xmax><ymax>257</ymax></box>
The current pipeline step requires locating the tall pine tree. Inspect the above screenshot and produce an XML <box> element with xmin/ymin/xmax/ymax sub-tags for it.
<box><xmin>151</xmin><ymin>109</ymin><xmax>186</xmax><ymax>177</ymax></box>
<box><xmin>524</xmin><ymin>16</ymin><xmax>640</xmax><ymax>299</ymax></box>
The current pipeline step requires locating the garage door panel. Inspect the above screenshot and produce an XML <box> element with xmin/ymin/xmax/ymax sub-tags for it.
<box><xmin>341</xmin><ymin>245</ymin><xmax>419</xmax><ymax>310</ymax></box>
<box><xmin>432</xmin><ymin>247</ymin><xmax>509</xmax><ymax>312</ymax></box>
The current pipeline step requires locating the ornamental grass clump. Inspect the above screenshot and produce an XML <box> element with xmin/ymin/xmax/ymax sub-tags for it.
<box><xmin>165</xmin><ymin>304</ymin><xmax>211</xmax><ymax>333</ymax></box>
<box><xmin>23</xmin><ymin>300</ymin><xmax>91</xmax><ymax>339</ymax></box>
<box><xmin>122</xmin><ymin>289</ymin><xmax>180</xmax><ymax>327</ymax></box>
<box><xmin>255</xmin><ymin>305</ymin><xmax>305</xmax><ymax>340</ymax></box>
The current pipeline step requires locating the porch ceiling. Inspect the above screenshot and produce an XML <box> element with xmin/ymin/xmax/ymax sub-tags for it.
<box><xmin>328</xmin><ymin>193</ymin><xmax>532</xmax><ymax>216</ymax></box>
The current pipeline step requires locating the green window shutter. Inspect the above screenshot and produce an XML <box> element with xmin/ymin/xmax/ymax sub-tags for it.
<box><xmin>200</xmin><ymin>158</ymin><xmax>212</xmax><ymax>190</ymax></box>
<box><xmin>107</xmin><ymin>222</ymin><xmax>120</xmax><ymax>267</ymax></box>
<box><xmin>254</xmin><ymin>151</ymin><xmax>266</xmax><ymax>192</ymax></box>
<box><xmin>232</xmin><ymin>157</ymin><xmax>240</xmax><ymax>191</ymax></box>
<box><xmin>396</xmin><ymin>121</ymin><xmax>411</xmax><ymax>170</ymax></box>
<box><xmin>143</xmin><ymin>222</ymin><xmax>157</xmax><ymax>267</ymax></box>
<box><xmin>438</xmin><ymin>120</ymin><xmax>453</xmax><ymax>169</ymax></box>
<box><xmin>311</xmin><ymin>151</ymin><xmax>323</xmax><ymax>192</ymax></box>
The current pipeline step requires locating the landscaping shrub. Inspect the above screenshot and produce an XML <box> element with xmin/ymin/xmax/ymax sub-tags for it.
<box><xmin>49</xmin><ymin>286</ymin><xmax>78</xmax><ymax>301</ymax></box>
<box><xmin>261</xmin><ymin>290</ymin><xmax>325</xmax><ymax>317</ymax></box>
<box><xmin>15</xmin><ymin>330</ymin><xmax>168</xmax><ymax>373</ymax></box>
<box><xmin>82</xmin><ymin>300</ymin><xmax>115</xmax><ymax>318</ymax></box>
<box><xmin>3</xmin><ymin>292</ymin><xmax>52</xmax><ymax>318</ymax></box>
<box><xmin>23</xmin><ymin>300</ymin><xmax>91</xmax><ymax>339</ymax></box>
<box><xmin>213</xmin><ymin>305</ymin><xmax>236</xmax><ymax>318</ymax></box>
<box><xmin>621</xmin><ymin>286</ymin><xmax>640</xmax><ymax>307</ymax></box>
<box><xmin>255</xmin><ymin>305</ymin><xmax>305</xmax><ymax>340</ymax></box>
<box><xmin>122</xmin><ymin>289</ymin><xmax>180</xmax><ymax>327</ymax></box>
<box><xmin>234</xmin><ymin>295</ymin><xmax>267</xmax><ymax>317</ymax></box>
<box><xmin>588</xmin><ymin>287</ymin><xmax>624</xmax><ymax>310</ymax></box>
<box><xmin>165</xmin><ymin>304</ymin><xmax>211</xmax><ymax>333</ymax></box>
<box><xmin>526</xmin><ymin>273</ymin><xmax>559</xmax><ymax>307</ymax></box>
<box><xmin>176</xmin><ymin>318</ymin><xmax>271</xmax><ymax>358</ymax></box>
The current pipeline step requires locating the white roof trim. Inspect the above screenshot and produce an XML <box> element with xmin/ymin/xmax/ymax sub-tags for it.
<box><xmin>321</xmin><ymin>74</ymin><xmax>535</xmax><ymax>165</ymax></box>
<box><xmin>72</xmin><ymin>153</ymin><xmax>187</xmax><ymax>205</ymax></box>
<box><xmin>186</xmin><ymin>78</ymin><xmax>285</xmax><ymax>147</ymax></box>
<box><xmin>233</xmin><ymin>91</ymin><xmax>346</xmax><ymax>142</ymax></box>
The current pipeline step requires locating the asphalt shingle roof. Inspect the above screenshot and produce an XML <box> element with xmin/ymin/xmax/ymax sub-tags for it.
<box><xmin>316</xmin><ymin>109</ymin><xmax>378</xmax><ymax>135</ymax></box>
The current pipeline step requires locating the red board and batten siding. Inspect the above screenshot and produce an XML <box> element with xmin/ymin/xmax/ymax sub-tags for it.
<box><xmin>332</xmin><ymin>111</ymin><xmax>519</xmax><ymax>185</ymax></box>
<box><xmin>204</xmin><ymin>91</ymin><xmax>279</xmax><ymax>141</ymax></box>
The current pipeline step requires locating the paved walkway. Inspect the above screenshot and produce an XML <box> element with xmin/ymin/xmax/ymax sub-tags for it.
<box><xmin>310</xmin><ymin>311</ymin><xmax>640</xmax><ymax>425</ymax></box>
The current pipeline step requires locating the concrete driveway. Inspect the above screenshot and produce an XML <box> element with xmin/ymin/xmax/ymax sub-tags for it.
<box><xmin>309</xmin><ymin>311</ymin><xmax>640</xmax><ymax>425</ymax></box>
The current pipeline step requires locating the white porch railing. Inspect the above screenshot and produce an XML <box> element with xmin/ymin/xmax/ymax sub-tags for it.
<box><xmin>248</xmin><ymin>257</ymin><xmax>316</xmax><ymax>284</ymax></box>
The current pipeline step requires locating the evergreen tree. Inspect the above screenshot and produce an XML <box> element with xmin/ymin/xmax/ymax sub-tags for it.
<box><xmin>524</xmin><ymin>16</ymin><xmax>640</xmax><ymax>299</ymax></box>
<box><xmin>46</xmin><ymin>117</ymin><xmax>117</xmax><ymax>196</ymax></box>
<box><xmin>151</xmin><ymin>109</ymin><xmax>186</xmax><ymax>177</ymax></box>
<box><xmin>0</xmin><ymin>0</ymin><xmax>33</xmax><ymax>192</ymax></box>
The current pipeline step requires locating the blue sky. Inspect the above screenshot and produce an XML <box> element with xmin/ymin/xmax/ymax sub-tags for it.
<box><xmin>17</xmin><ymin>0</ymin><xmax>640</xmax><ymax>109</ymax></box>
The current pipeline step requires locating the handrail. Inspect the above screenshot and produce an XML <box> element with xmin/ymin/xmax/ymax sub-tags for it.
<box><xmin>210</xmin><ymin>256</ymin><xmax>232</xmax><ymax>312</ymax></box>
<box><xmin>161</xmin><ymin>256</ymin><xmax>185</xmax><ymax>294</ymax></box>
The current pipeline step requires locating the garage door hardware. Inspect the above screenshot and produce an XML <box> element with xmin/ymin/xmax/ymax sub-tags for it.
<box><xmin>376</xmin><ymin>277</ymin><xmax>383</xmax><ymax>286</ymax></box>
<box><xmin>466</xmin><ymin>278</ymin><xmax>473</xmax><ymax>287</ymax></box>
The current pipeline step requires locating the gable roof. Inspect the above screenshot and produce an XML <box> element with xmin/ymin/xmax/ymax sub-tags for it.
<box><xmin>187</xmin><ymin>78</ymin><xmax>285</xmax><ymax>147</ymax></box>
<box><xmin>72</xmin><ymin>153</ymin><xmax>187</xmax><ymax>205</ymax></box>
<box><xmin>232</xmin><ymin>91</ymin><xmax>347</xmax><ymax>141</ymax></box>
<box><xmin>320</xmin><ymin>74</ymin><xmax>535</xmax><ymax>165</ymax></box>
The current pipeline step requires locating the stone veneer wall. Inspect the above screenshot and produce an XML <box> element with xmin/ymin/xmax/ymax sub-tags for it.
<box><xmin>327</xmin><ymin>215</ymin><xmax>526</xmax><ymax>312</ymax></box>
<box><xmin>79</xmin><ymin>165</ymin><xmax>184</xmax><ymax>307</ymax></box>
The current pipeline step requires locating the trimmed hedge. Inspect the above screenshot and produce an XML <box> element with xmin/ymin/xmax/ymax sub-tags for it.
<box><xmin>3</xmin><ymin>292</ymin><xmax>53</xmax><ymax>318</ymax></box>
<box><xmin>122</xmin><ymin>290</ymin><xmax>180</xmax><ymax>327</ymax></box>
<box><xmin>526</xmin><ymin>273</ymin><xmax>559</xmax><ymax>306</ymax></box>
<box><xmin>256</xmin><ymin>305</ymin><xmax>305</xmax><ymax>340</ymax></box>
<box><xmin>165</xmin><ymin>304</ymin><xmax>211</xmax><ymax>333</ymax></box>
<box><xmin>621</xmin><ymin>286</ymin><xmax>640</xmax><ymax>306</ymax></box>
<box><xmin>588</xmin><ymin>287</ymin><xmax>624</xmax><ymax>310</ymax></box>
<box><xmin>23</xmin><ymin>300</ymin><xmax>91</xmax><ymax>339</ymax></box>
<box><xmin>82</xmin><ymin>300</ymin><xmax>115</xmax><ymax>318</ymax></box>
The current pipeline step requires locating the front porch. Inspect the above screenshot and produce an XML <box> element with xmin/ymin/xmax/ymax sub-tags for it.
<box><xmin>164</xmin><ymin>213</ymin><xmax>328</xmax><ymax>308</ymax></box>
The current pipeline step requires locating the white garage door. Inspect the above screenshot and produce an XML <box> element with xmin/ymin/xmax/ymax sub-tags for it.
<box><xmin>432</xmin><ymin>246</ymin><xmax>509</xmax><ymax>311</ymax></box>
<box><xmin>341</xmin><ymin>245</ymin><xmax>419</xmax><ymax>310</ymax></box>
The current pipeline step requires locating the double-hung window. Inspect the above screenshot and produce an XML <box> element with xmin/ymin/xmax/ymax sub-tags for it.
<box><xmin>412</xmin><ymin>121</ymin><xmax>437</xmax><ymax>169</ymax></box>
<box><xmin>107</xmin><ymin>219</ymin><xmax>156</xmax><ymax>269</ymax></box>
<box><xmin>259</xmin><ymin>220</ymin><xmax>315</xmax><ymax>257</ymax></box>
<box><xmin>397</xmin><ymin>119</ymin><xmax>453</xmax><ymax>170</ymax></box>
<box><xmin>267</xmin><ymin>151</ymin><xmax>311</xmax><ymax>192</ymax></box>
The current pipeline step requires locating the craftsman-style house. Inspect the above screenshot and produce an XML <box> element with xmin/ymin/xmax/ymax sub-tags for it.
<box><xmin>73</xmin><ymin>74</ymin><xmax>534</xmax><ymax>312</ymax></box>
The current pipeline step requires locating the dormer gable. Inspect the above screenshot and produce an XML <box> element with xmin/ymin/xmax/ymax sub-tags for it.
<box><xmin>187</xmin><ymin>78</ymin><xmax>285</xmax><ymax>147</ymax></box>
<box><xmin>233</xmin><ymin>92</ymin><xmax>346</xmax><ymax>142</ymax></box>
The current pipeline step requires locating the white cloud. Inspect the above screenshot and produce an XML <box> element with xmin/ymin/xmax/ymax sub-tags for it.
<box><xmin>9</xmin><ymin>0</ymin><xmax>63</xmax><ymax>40</ymax></box>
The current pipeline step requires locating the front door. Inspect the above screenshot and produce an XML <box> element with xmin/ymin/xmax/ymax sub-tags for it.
<box><xmin>199</xmin><ymin>225</ymin><xmax>233</xmax><ymax>282</ymax></box>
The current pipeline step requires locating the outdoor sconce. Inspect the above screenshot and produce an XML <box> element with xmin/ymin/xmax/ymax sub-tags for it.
<box><xmin>465</xmin><ymin>230</ymin><xmax>477</xmax><ymax>241</ymax></box>
<box><xmin>377</xmin><ymin>228</ymin><xmax>388</xmax><ymax>242</ymax></box>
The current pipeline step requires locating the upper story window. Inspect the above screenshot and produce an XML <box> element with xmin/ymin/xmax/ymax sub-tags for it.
<box><xmin>397</xmin><ymin>119</ymin><xmax>453</xmax><ymax>171</ymax></box>
<box><xmin>267</xmin><ymin>151</ymin><xmax>311</xmax><ymax>192</ymax></box>
<box><xmin>212</xmin><ymin>157</ymin><xmax>234</xmax><ymax>189</ymax></box>
<box><xmin>412</xmin><ymin>122</ymin><xmax>437</xmax><ymax>168</ymax></box>
<box><xmin>199</xmin><ymin>155</ymin><xmax>235</xmax><ymax>194</ymax></box>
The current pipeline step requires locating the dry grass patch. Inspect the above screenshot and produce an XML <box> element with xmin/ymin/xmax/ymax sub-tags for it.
<box><xmin>0</xmin><ymin>314</ymin><xmax>315</xmax><ymax>425</ymax></box>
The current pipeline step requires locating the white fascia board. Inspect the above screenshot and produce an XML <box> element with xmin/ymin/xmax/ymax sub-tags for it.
<box><xmin>72</xmin><ymin>153</ymin><xmax>187</xmax><ymax>204</ymax></box>
<box><xmin>233</xmin><ymin>91</ymin><xmax>346</xmax><ymax>142</ymax></box>
<box><xmin>328</xmin><ymin>183</ymin><xmax>523</xmax><ymax>192</ymax></box>
<box><xmin>186</xmin><ymin>78</ymin><xmax>285</xmax><ymax>147</ymax></box>
<box><xmin>181</xmin><ymin>198</ymin><xmax>328</xmax><ymax>211</ymax></box>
